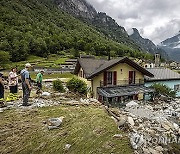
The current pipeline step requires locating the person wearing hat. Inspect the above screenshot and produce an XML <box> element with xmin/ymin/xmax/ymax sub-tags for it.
<box><xmin>36</xmin><ymin>70</ymin><xmax>44</xmax><ymax>94</ymax></box>
<box><xmin>0</xmin><ymin>73</ymin><xmax>5</xmax><ymax>105</ymax></box>
<box><xmin>20</xmin><ymin>63</ymin><xmax>32</xmax><ymax>106</ymax></box>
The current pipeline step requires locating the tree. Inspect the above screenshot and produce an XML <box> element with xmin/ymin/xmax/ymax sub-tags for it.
<box><xmin>150</xmin><ymin>83</ymin><xmax>176</xmax><ymax>98</ymax></box>
<box><xmin>0</xmin><ymin>51</ymin><xmax>10</xmax><ymax>66</ymax></box>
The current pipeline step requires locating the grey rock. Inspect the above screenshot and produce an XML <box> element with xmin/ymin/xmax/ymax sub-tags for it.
<box><xmin>128</xmin><ymin>116</ymin><xmax>135</xmax><ymax>126</ymax></box>
<box><xmin>130</xmin><ymin>133</ymin><xmax>144</xmax><ymax>149</ymax></box>
<box><xmin>47</xmin><ymin>117</ymin><xmax>64</xmax><ymax>130</ymax></box>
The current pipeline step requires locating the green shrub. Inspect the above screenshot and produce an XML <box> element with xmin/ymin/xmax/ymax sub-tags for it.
<box><xmin>67</xmin><ymin>77</ymin><xmax>87</xmax><ymax>95</ymax></box>
<box><xmin>53</xmin><ymin>80</ymin><xmax>65</xmax><ymax>92</ymax></box>
<box><xmin>150</xmin><ymin>83</ymin><xmax>176</xmax><ymax>98</ymax></box>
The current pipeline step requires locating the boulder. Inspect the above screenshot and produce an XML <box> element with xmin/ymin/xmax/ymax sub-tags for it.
<box><xmin>42</xmin><ymin>92</ymin><xmax>51</xmax><ymax>96</ymax></box>
<box><xmin>117</xmin><ymin>116</ymin><xmax>127</xmax><ymax>127</ymax></box>
<box><xmin>161</xmin><ymin>121</ymin><xmax>173</xmax><ymax>131</ymax></box>
<box><xmin>0</xmin><ymin>108</ymin><xmax>3</xmax><ymax>113</ymax></box>
<box><xmin>155</xmin><ymin>146</ymin><xmax>164</xmax><ymax>152</ymax></box>
<box><xmin>47</xmin><ymin>117</ymin><xmax>64</xmax><ymax>130</ymax></box>
<box><xmin>173</xmin><ymin>123</ymin><xmax>179</xmax><ymax>131</ymax></box>
<box><xmin>80</xmin><ymin>98</ymin><xmax>86</xmax><ymax>103</ymax></box>
<box><xmin>128</xmin><ymin>116</ymin><xmax>135</xmax><ymax>126</ymax></box>
<box><xmin>148</xmin><ymin>148</ymin><xmax>160</xmax><ymax>154</ymax></box>
<box><xmin>126</xmin><ymin>101</ymin><xmax>138</xmax><ymax>108</ymax></box>
<box><xmin>130</xmin><ymin>133</ymin><xmax>144</xmax><ymax>149</ymax></box>
<box><xmin>65</xmin><ymin>144</ymin><xmax>71</xmax><ymax>150</ymax></box>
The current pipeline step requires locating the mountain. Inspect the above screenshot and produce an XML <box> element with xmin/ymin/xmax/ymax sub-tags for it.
<box><xmin>0</xmin><ymin>0</ymin><xmax>148</xmax><ymax>62</ymax></box>
<box><xmin>55</xmin><ymin>0</ymin><xmax>97</xmax><ymax>19</ymax></box>
<box><xmin>129</xmin><ymin>28</ymin><xmax>168</xmax><ymax>59</ymax></box>
<box><xmin>158</xmin><ymin>32</ymin><xmax>180</xmax><ymax>62</ymax></box>
<box><xmin>54</xmin><ymin>0</ymin><xmax>142</xmax><ymax>51</ymax></box>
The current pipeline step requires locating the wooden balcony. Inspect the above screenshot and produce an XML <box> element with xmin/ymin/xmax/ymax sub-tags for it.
<box><xmin>100</xmin><ymin>79</ymin><xmax>144</xmax><ymax>87</ymax></box>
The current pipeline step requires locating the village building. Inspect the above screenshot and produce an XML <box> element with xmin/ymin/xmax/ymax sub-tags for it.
<box><xmin>145</xmin><ymin>68</ymin><xmax>180</xmax><ymax>97</ymax></box>
<box><xmin>144</xmin><ymin>62</ymin><xmax>155</xmax><ymax>69</ymax></box>
<box><xmin>74</xmin><ymin>57</ymin><xmax>155</xmax><ymax>105</ymax></box>
<box><xmin>60</xmin><ymin>63</ymin><xmax>75</xmax><ymax>70</ymax></box>
<box><xmin>60</xmin><ymin>59</ymin><xmax>77</xmax><ymax>72</ymax></box>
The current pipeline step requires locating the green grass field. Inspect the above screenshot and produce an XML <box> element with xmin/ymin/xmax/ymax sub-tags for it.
<box><xmin>2</xmin><ymin>55</ymin><xmax>68</xmax><ymax>70</ymax></box>
<box><xmin>0</xmin><ymin>105</ymin><xmax>133</xmax><ymax>154</ymax></box>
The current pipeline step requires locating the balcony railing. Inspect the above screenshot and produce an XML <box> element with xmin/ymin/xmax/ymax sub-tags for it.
<box><xmin>100</xmin><ymin>79</ymin><xmax>144</xmax><ymax>87</ymax></box>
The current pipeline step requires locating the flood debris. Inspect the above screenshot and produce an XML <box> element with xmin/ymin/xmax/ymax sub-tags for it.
<box><xmin>113</xmin><ymin>134</ymin><xmax>123</xmax><ymax>138</ymax></box>
<box><xmin>0</xmin><ymin>108</ymin><xmax>3</xmax><ymax>113</ymax></box>
<box><xmin>130</xmin><ymin>132</ymin><xmax>144</xmax><ymax>150</ymax></box>
<box><xmin>107</xmin><ymin>99</ymin><xmax>180</xmax><ymax>153</ymax></box>
<box><xmin>42</xmin><ymin>92</ymin><xmax>51</xmax><ymax>96</ymax></box>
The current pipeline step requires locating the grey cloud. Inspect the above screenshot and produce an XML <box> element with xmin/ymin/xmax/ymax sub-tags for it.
<box><xmin>86</xmin><ymin>0</ymin><xmax>180</xmax><ymax>44</ymax></box>
<box><xmin>118</xmin><ymin>12</ymin><xmax>140</xmax><ymax>20</ymax></box>
<box><xmin>151</xmin><ymin>19</ymin><xmax>180</xmax><ymax>44</ymax></box>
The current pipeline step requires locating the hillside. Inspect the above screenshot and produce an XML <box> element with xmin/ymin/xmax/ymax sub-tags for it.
<box><xmin>55</xmin><ymin>0</ymin><xmax>142</xmax><ymax>51</ymax></box>
<box><xmin>0</xmin><ymin>0</ymin><xmax>150</xmax><ymax>63</ymax></box>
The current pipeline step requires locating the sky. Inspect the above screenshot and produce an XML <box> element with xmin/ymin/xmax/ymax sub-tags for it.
<box><xmin>86</xmin><ymin>0</ymin><xmax>180</xmax><ymax>44</ymax></box>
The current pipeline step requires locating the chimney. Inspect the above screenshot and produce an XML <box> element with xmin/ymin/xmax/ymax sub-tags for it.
<box><xmin>155</xmin><ymin>53</ymin><xmax>160</xmax><ymax>67</ymax></box>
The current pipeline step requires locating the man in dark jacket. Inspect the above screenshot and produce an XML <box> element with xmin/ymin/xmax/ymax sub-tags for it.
<box><xmin>20</xmin><ymin>63</ymin><xmax>32</xmax><ymax>106</ymax></box>
<box><xmin>0</xmin><ymin>73</ymin><xmax>5</xmax><ymax>107</ymax></box>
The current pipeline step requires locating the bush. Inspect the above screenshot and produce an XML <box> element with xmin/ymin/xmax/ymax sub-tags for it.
<box><xmin>66</xmin><ymin>77</ymin><xmax>87</xmax><ymax>95</ymax></box>
<box><xmin>150</xmin><ymin>83</ymin><xmax>176</xmax><ymax>98</ymax></box>
<box><xmin>53</xmin><ymin>80</ymin><xmax>65</xmax><ymax>92</ymax></box>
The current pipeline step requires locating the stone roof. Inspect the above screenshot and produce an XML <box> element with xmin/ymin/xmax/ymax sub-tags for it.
<box><xmin>145</xmin><ymin>68</ymin><xmax>180</xmax><ymax>81</ymax></box>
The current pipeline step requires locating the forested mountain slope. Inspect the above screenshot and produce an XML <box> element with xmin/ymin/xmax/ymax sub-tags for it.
<box><xmin>0</xmin><ymin>0</ymin><xmax>151</xmax><ymax>62</ymax></box>
<box><xmin>55</xmin><ymin>0</ymin><xmax>142</xmax><ymax>51</ymax></box>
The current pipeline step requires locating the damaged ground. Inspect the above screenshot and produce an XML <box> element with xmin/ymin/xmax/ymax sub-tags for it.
<box><xmin>106</xmin><ymin>99</ymin><xmax>180</xmax><ymax>154</ymax></box>
<box><xmin>1</xmin><ymin>81</ymin><xmax>180</xmax><ymax>154</ymax></box>
<box><xmin>0</xmin><ymin>93</ymin><xmax>133</xmax><ymax>154</ymax></box>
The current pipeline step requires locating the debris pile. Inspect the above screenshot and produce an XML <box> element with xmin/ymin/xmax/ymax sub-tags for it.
<box><xmin>108</xmin><ymin>100</ymin><xmax>180</xmax><ymax>153</ymax></box>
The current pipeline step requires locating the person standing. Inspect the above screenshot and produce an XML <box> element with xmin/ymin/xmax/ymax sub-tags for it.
<box><xmin>36</xmin><ymin>71</ymin><xmax>44</xmax><ymax>94</ymax></box>
<box><xmin>20</xmin><ymin>63</ymin><xmax>32</xmax><ymax>106</ymax></box>
<box><xmin>8</xmin><ymin>67</ymin><xmax>18</xmax><ymax>93</ymax></box>
<box><xmin>7</xmin><ymin>67</ymin><xmax>19</xmax><ymax>101</ymax></box>
<box><xmin>0</xmin><ymin>73</ymin><xmax>4</xmax><ymax>101</ymax></box>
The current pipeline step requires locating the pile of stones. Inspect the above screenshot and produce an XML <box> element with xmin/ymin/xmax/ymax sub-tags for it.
<box><xmin>116</xmin><ymin>100</ymin><xmax>180</xmax><ymax>153</ymax></box>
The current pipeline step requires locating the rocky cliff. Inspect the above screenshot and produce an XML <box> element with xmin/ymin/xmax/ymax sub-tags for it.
<box><xmin>55</xmin><ymin>0</ymin><xmax>97</xmax><ymax>19</ymax></box>
<box><xmin>158</xmin><ymin>32</ymin><xmax>180</xmax><ymax>62</ymax></box>
<box><xmin>129</xmin><ymin>28</ymin><xmax>168</xmax><ymax>59</ymax></box>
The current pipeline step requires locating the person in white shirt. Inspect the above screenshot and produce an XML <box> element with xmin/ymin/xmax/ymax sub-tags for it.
<box><xmin>8</xmin><ymin>67</ymin><xmax>18</xmax><ymax>94</ymax></box>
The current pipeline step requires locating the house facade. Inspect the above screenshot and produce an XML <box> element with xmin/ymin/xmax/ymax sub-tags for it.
<box><xmin>145</xmin><ymin>68</ymin><xmax>180</xmax><ymax>97</ymax></box>
<box><xmin>75</xmin><ymin>57</ymin><xmax>154</xmax><ymax>105</ymax></box>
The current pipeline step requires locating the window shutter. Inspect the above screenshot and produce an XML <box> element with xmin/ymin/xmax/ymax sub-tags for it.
<box><xmin>113</xmin><ymin>71</ymin><xmax>117</xmax><ymax>85</ymax></box>
<box><xmin>104</xmin><ymin>71</ymin><xmax>107</xmax><ymax>86</ymax></box>
<box><xmin>134</xmin><ymin>71</ymin><xmax>136</xmax><ymax>84</ymax></box>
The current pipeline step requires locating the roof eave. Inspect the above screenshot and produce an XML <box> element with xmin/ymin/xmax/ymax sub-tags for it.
<box><xmin>87</xmin><ymin>57</ymin><xmax>154</xmax><ymax>79</ymax></box>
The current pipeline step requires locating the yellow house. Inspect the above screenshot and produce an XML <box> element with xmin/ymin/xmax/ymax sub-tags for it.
<box><xmin>74</xmin><ymin>57</ymin><xmax>154</xmax><ymax>105</ymax></box>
